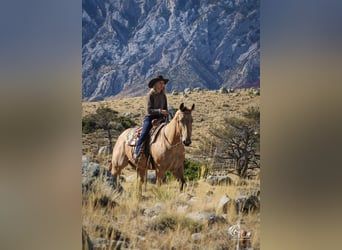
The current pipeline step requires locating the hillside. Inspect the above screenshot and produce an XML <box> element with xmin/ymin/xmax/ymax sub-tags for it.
<box><xmin>82</xmin><ymin>88</ymin><xmax>260</xmax><ymax>162</ymax></box>
<box><xmin>82</xmin><ymin>0</ymin><xmax>260</xmax><ymax>101</ymax></box>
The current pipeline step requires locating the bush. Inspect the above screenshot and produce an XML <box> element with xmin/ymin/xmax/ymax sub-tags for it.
<box><xmin>165</xmin><ymin>171</ymin><xmax>174</xmax><ymax>181</ymax></box>
<box><xmin>117</xmin><ymin>116</ymin><xmax>137</xmax><ymax>129</ymax></box>
<box><xmin>243</xmin><ymin>106</ymin><xmax>260</xmax><ymax>123</ymax></box>
<box><xmin>82</xmin><ymin>107</ymin><xmax>137</xmax><ymax>134</ymax></box>
<box><xmin>82</xmin><ymin>107</ymin><xmax>137</xmax><ymax>152</ymax></box>
<box><xmin>150</xmin><ymin>214</ymin><xmax>203</xmax><ymax>233</ymax></box>
<box><xmin>164</xmin><ymin>159</ymin><xmax>201</xmax><ymax>182</ymax></box>
<box><xmin>82</xmin><ymin>116</ymin><xmax>97</xmax><ymax>134</ymax></box>
<box><xmin>150</xmin><ymin>214</ymin><xmax>178</xmax><ymax>232</ymax></box>
<box><xmin>184</xmin><ymin>159</ymin><xmax>201</xmax><ymax>181</ymax></box>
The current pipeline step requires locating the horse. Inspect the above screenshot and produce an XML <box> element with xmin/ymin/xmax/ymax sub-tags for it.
<box><xmin>109</xmin><ymin>103</ymin><xmax>195</xmax><ymax>195</ymax></box>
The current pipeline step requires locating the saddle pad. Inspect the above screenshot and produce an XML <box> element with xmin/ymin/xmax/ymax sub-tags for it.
<box><xmin>126</xmin><ymin>127</ymin><xmax>141</xmax><ymax>146</ymax></box>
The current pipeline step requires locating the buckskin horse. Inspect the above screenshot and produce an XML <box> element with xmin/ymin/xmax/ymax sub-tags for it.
<box><xmin>109</xmin><ymin>103</ymin><xmax>195</xmax><ymax>195</ymax></box>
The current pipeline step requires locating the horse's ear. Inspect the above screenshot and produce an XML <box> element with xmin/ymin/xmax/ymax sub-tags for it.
<box><xmin>190</xmin><ymin>104</ymin><xmax>195</xmax><ymax>111</ymax></box>
<box><xmin>179</xmin><ymin>103</ymin><xmax>184</xmax><ymax>111</ymax></box>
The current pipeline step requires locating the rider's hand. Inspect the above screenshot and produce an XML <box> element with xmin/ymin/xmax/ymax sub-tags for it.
<box><xmin>160</xmin><ymin>109</ymin><xmax>169</xmax><ymax>115</ymax></box>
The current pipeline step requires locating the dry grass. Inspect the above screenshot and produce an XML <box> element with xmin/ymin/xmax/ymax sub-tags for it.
<box><xmin>82</xmin><ymin>174</ymin><xmax>260</xmax><ymax>249</ymax></box>
<box><xmin>82</xmin><ymin>89</ymin><xmax>260</xmax><ymax>249</ymax></box>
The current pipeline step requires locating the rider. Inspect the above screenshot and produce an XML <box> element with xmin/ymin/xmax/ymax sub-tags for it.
<box><xmin>133</xmin><ymin>75</ymin><xmax>169</xmax><ymax>161</ymax></box>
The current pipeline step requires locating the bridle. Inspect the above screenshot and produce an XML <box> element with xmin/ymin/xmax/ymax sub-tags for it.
<box><xmin>163</xmin><ymin>109</ymin><xmax>191</xmax><ymax>148</ymax></box>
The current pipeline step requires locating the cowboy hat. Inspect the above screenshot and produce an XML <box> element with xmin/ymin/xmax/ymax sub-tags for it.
<box><xmin>148</xmin><ymin>75</ymin><xmax>169</xmax><ymax>88</ymax></box>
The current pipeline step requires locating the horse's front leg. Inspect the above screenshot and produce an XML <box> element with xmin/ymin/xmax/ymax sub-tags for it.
<box><xmin>172</xmin><ymin>167</ymin><xmax>186</xmax><ymax>192</ymax></box>
<box><xmin>180</xmin><ymin>176</ymin><xmax>186</xmax><ymax>192</ymax></box>
<box><xmin>156</xmin><ymin>170</ymin><xmax>164</xmax><ymax>187</ymax></box>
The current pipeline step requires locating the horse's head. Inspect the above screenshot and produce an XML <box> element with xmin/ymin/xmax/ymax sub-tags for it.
<box><xmin>176</xmin><ymin>103</ymin><xmax>195</xmax><ymax>146</ymax></box>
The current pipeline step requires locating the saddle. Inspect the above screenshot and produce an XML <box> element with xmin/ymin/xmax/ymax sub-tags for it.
<box><xmin>126</xmin><ymin>118</ymin><xmax>166</xmax><ymax>147</ymax></box>
<box><xmin>126</xmin><ymin>118</ymin><xmax>166</xmax><ymax>169</ymax></box>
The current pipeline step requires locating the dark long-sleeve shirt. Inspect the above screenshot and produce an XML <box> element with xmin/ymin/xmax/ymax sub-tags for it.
<box><xmin>146</xmin><ymin>92</ymin><xmax>168</xmax><ymax>118</ymax></box>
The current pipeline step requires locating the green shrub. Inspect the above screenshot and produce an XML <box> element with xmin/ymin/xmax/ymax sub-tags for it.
<box><xmin>82</xmin><ymin>107</ymin><xmax>137</xmax><ymax>134</ymax></box>
<box><xmin>118</xmin><ymin>116</ymin><xmax>137</xmax><ymax>129</ymax></box>
<box><xmin>82</xmin><ymin>107</ymin><xmax>137</xmax><ymax>152</ymax></box>
<box><xmin>184</xmin><ymin>159</ymin><xmax>201</xmax><ymax>181</ymax></box>
<box><xmin>156</xmin><ymin>160</ymin><xmax>202</xmax><ymax>183</ymax></box>
<box><xmin>164</xmin><ymin>159</ymin><xmax>201</xmax><ymax>181</ymax></box>
<box><xmin>82</xmin><ymin>117</ymin><xmax>97</xmax><ymax>134</ymax></box>
<box><xmin>165</xmin><ymin>171</ymin><xmax>174</xmax><ymax>181</ymax></box>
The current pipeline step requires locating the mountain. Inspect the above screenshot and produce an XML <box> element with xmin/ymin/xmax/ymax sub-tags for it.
<box><xmin>82</xmin><ymin>0</ymin><xmax>260</xmax><ymax>101</ymax></box>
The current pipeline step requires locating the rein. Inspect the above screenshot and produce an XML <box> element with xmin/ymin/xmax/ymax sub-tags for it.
<box><xmin>163</xmin><ymin>116</ymin><xmax>183</xmax><ymax>148</ymax></box>
<box><xmin>163</xmin><ymin>130</ymin><xmax>183</xmax><ymax>148</ymax></box>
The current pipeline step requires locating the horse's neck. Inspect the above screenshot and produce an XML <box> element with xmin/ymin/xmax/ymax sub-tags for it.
<box><xmin>163</xmin><ymin>117</ymin><xmax>180</xmax><ymax>144</ymax></box>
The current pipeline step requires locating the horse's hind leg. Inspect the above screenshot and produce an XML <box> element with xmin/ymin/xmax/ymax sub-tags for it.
<box><xmin>110</xmin><ymin>165</ymin><xmax>121</xmax><ymax>190</ymax></box>
<box><xmin>137</xmin><ymin>168</ymin><xmax>146</xmax><ymax>198</ymax></box>
<box><xmin>110</xmin><ymin>137</ymin><xmax>129</xmax><ymax>190</ymax></box>
<box><xmin>108</xmin><ymin>162</ymin><xmax>118</xmax><ymax>189</ymax></box>
<box><xmin>156</xmin><ymin>169</ymin><xmax>165</xmax><ymax>187</ymax></box>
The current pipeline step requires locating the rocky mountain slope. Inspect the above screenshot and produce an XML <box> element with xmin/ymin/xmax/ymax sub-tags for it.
<box><xmin>82</xmin><ymin>0</ymin><xmax>260</xmax><ymax>101</ymax></box>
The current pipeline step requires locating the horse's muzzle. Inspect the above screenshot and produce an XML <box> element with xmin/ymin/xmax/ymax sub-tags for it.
<box><xmin>183</xmin><ymin>139</ymin><xmax>192</xmax><ymax>146</ymax></box>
